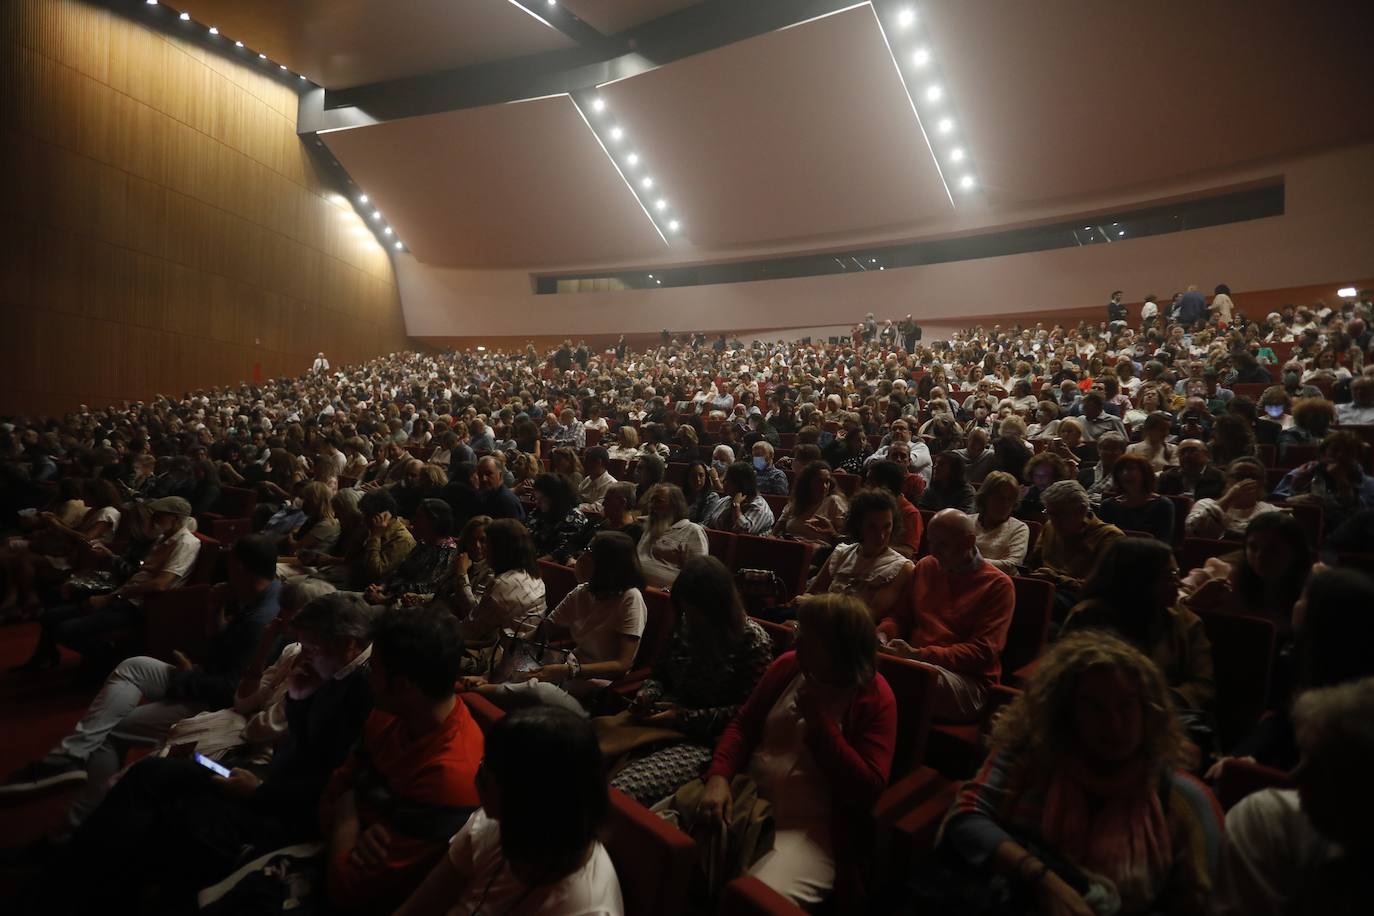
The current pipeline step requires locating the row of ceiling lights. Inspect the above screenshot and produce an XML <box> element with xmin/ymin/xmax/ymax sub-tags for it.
<box><xmin>147</xmin><ymin>3</ymin><xmax>405</xmax><ymax>255</ymax></box>
<box><xmin>888</xmin><ymin>6</ymin><xmax>977</xmax><ymax>196</ymax></box>
<box><xmin>580</xmin><ymin>92</ymin><xmax>682</xmax><ymax>243</ymax></box>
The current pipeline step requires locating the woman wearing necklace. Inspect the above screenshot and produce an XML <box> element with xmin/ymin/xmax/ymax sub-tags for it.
<box><xmin>395</xmin><ymin>706</ymin><xmax>623</xmax><ymax>915</ymax></box>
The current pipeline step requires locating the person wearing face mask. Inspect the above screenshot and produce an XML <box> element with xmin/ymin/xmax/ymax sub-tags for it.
<box><xmin>877</xmin><ymin>510</ymin><xmax>1014</xmax><ymax>721</ymax></box>
<box><xmin>751</xmin><ymin>441</ymin><xmax>790</xmax><ymax>496</ymax></box>
<box><xmin>15</xmin><ymin>496</ymin><xmax>203</xmax><ymax>674</ymax></box>
<box><xmin>693</xmin><ymin>593</ymin><xmax>897</xmax><ymax>907</ymax></box>
<box><xmin>938</xmin><ymin>633</ymin><xmax>1222</xmax><ymax>916</ymax></box>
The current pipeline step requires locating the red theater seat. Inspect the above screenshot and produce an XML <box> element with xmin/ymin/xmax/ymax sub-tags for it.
<box><xmin>603</xmin><ymin>789</ymin><xmax>696</xmax><ymax>916</ymax></box>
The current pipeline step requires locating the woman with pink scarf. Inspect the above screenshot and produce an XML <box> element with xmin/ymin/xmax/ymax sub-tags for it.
<box><xmin>939</xmin><ymin>632</ymin><xmax>1222</xmax><ymax>915</ymax></box>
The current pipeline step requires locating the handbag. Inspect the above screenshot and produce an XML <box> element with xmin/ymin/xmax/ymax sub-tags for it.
<box><xmin>489</xmin><ymin>627</ymin><xmax>570</xmax><ymax>684</ymax></box>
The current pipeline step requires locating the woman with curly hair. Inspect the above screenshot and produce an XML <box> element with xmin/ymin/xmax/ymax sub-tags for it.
<box><xmin>940</xmin><ymin>632</ymin><xmax>1223</xmax><ymax>915</ymax></box>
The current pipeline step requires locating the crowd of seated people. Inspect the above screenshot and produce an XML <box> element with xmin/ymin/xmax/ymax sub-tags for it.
<box><xmin>1</xmin><ymin>288</ymin><xmax>1373</xmax><ymax>912</ymax></box>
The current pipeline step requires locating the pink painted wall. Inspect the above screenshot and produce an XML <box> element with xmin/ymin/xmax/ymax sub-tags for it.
<box><xmin>398</xmin><ymin>142</ymin><xmax>1374</xmax><ymax>341</ymax></box>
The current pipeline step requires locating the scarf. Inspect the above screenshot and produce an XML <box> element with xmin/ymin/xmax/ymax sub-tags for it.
<box><xmin>1039</xmin><ymin>755</ymin><xmax>1171</xmax><ymax>911</ymax></box>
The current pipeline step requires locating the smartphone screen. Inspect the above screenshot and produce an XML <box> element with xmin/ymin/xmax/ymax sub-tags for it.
<box><xmin>193</xmin><ymin>752</ymin><xmax>232</xmax><ymax>778</ymax></box>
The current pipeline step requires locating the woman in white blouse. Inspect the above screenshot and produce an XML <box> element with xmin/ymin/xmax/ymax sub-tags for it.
<box><xmin>451</xmin><ymin>519</ymin><xmax>547</xmax><ymax>651</ymax></box>
<box><xmin>772</xmin><ymin>460</ymin><xmax>847</xmax><ymax>546</ymax></box>
<box><xmin>970</xmin><ymin>471</ymin><xmax>1030</xmax><ymax>575</ymax></box>
<box><xmin>1126</xmin><ymin>411</ymin><xmax>1180</xmax><ymax>471</ymax></box>
<box><xmin>807</xmin><ymin>488</ymin><xmax>914</xmax><ymax>623</ymax></box>
<box><xmin>637</xmin><ymin>484</ymin><xmax>709</xmax><ymax>589</ymax></box>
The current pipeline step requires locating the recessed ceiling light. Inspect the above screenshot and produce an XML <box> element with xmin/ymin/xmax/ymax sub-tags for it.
<box><xmin>145</xmin><ymin>1</ymin><xmax>157</xmax><ymax>6</ymax></box>
<box><xmin>626</xmin><ymin>153</ymin><xmax>639</xmax><ymax>166</ymax></box>
<box><xmin>1117</xmin><ymin>230</ymin><xmax>1125</xmax><ymax>236</ymax></box>
<box><xmin>937</xmin><ymin>117</ymin><xmax>953</xmax><ymax>133</ymax></box>
<box><xmin>609</xmin><ymin>126</ymin><xmax>623</xmax><ymax>141</ymax></box>
<box><xmin>641</xmin><ymin>177</ymin><xmax>653</xmax><ymax>189</ymax></box>
<box><xmin>259</xmin><ymin>53</ymin><xmax>267</xmax><ymax>59</ymax></box>
<box><xmin>547</xmin><ymin>0</ymin><xmax>556</xmax><ymax>6</ymax></box>
<box><xmin>668</xmin><ymin>220</ymin><xmax>680</xmax><ymax>231</ymax></box>
<box><xmin>371</xmin><ymin>210</ymin><xmax>381</xmax><ymax>220</ymax></box>
<box><xmin>394</xmin><ymin>241</ymin><xmax>403</xmax><ymax>250</ymax></box>
<box><xmin>359</xmin><ymin>194</ymin><xmax>369</xmax><ymax>203</ymax></box>
<box><xmin>656</xmin><ymin>279</ymin><xmax>662</xmax><ymax>285</ymax></box>
<box><xmin>179</xmin><ymin>11</ymin><xmax>189</xmax><ymax>20</ymax></box>
<box><xmin>383</xmin><ymin>227</ymin><xmax>393</xmax><ymax>236</ymax></box>
<box><xmin>959</xmin><ymin>175</ymin><xmax>975</xmax><ymax>189</ymax></box>
<box><xmin>279</xmin><ymin>64</ymin><xmax>288</xmax><ymax>70</ymax></box>
<box><xmin>911</xmin><ymin>47</ymin><xmax>930</xmax><ymax>67</ymax></box>
<box><xmin>925</xmin><ymin>84</ymin><xmax>943</xmax><ymax>103</ymax></box>
<box><xmin>949</xmin><ymin>147</ymin><xmax>965</xmax><ymax>162</ymax></box>
<box><xmin>897</xmin><ymin>9</ymin><xmax>916</xmax><ymax>29</ymax></box>
<box><xmin>654</xmin><ymin>199</ymin><xmax>667</xmax><ymax>211</ymax></box>
<box><xmin>647</xmin><ymin>274</ymin><xmax>654</xmax><ymax>279</ymax></box>
<box><xmin>208</xmin><ymin>27</ymin><xmax>218</xmax><ymax>35</ymax></box>
<box><xmin>235</xmin><ymin>40</ymin><xmax>243</xmax><ymax>47</ymax></box>
<box><xmin>592</xmin><ymin>97</ymin><xmax>605</xmax><ymax>112</ymax></box>
<box><xmin>299</xmin><ymin>74</ymin><xmax>307</xmax><ymax>80</ymax></box>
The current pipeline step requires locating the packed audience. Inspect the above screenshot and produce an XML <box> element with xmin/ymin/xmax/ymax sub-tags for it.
<box><xmin>1</xmin><ymin>286</ymin><xmax>1372</xmax><ymax>913</ymax></box>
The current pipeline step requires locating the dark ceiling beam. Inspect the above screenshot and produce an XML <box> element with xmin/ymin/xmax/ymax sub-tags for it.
<box><xmin>298</xmin><ymin>0</ymin><xmax>868</xmax><ymax>134</ymax></box>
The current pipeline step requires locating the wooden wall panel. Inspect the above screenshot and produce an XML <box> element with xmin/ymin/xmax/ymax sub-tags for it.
<box><xmin>1</xmin><ymin>0</ymin><xmax>410</xmax><ymax>415</ymax></box>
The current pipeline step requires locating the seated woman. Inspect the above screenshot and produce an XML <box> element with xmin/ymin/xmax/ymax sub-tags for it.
<box><xmin>1063</xmin><ymin>538</ymin><xmax>1215</xmax><ymax>715</ymax></box>
<box><xmin>637</xmin><ymin>484</ymin><xmax>709</xmax><ymax>589</ymax></box>
<box><xmin>701</xmin><ymin>461</ymin><xmax>775</xmax><ymax>535</ymax></box>
<box><xmin>940</xmin><ymin>631</ymin><xmax>1222</xmax><ymax>915</ymax></box>
<box><xmin>807</xmin><ymin>488</ymin><xmax>915</xmax><ymax>623</ymax></box>
<box><xmin>394</xmin><ymin>706</ymin><xmax>622</xmax><ymax>916</ymax></box>
<box><xmin>1185</xmin><ymin>457</ymin><xmax>1281</xmax><ymax>539</ymax></box>
<box><xmin>634</xmin><ymin>452</ymin><xmax>667</xmax><ymax>511</ymax></box>
<box><xmin>1277</xmin><ymin>397</ymin><xmax>1334</xmax><ymax>462</ymax></box>
<box><xmin>1126</xmin><ymin>411</ymin><xmax>1179</xmax><ymax>471</ymax></box>
<box><xmin>507</xmin><ymin>451</ymin><xmax>541</xmax><ymax>498</ymax></box>
<box><xmin>919</xmin><ymin>451</ymin><xmax>976</xmax><ymax>514</ymax></box>
<box><xmin>449</xmin><ymin>519</ymin><xmax>546</xmax><ymax>654</ymax></box>
<box><xmin>581</xmin><ymin>481</ymin><xmax>644</xmax><ymax>550</ymax></box>
<box><xmin>606</xmin><ymin>425</ymin><xmax>641</xmax><ymax>462</ymax></box>
<box><xmin>1</xmin><ymin>478</ymin><xmax>122</xmax><ymax>616</ymax></box>
<box><xmin>1025</xmin><ymin>401</ymin><xmax>1062</xmax><ymax>441</ymax></box>
<box><xmin>1273</xmin><ymin>430</ymin><xmax>1374</xmax><ymax>532</ymax></box>
<box><xmin>772</xmin><ymin>460</ymin><xmax>847</xmax><ymax>547</ymax></box>
<box><xmin>479</xmin><ymin>531</ymin><xmax>646</xmax><ymax>713</ymax></box>
<box><xmin>1097</xmin><ymin>454</ymin><xmax>1176</xmax><ymax>544</ymax></box>
<box><xmin>971</xmin><ymin>471</ymin><xmax>1030</xmax><ymax>575</ymax></box>
<box><xmin>608</xmin><ymin>556</ymin><xmax>773</xmax><ymax>805</ymax></box>
<box><xmin>549</xmin><ymin>446</ymin><xmax>585</xmax><ymax>495</ymax></box>
<box><xmin>1181</xmin><ymin>511</ymin><xmax>1311</xmax><ymax>641</ymax></box>
<box><xmin>278</xmin><ymin>481</ymin><xmax>341</xmax><ymax>557</ymax></box>
<box><xmin>694</xmin><ymin>593</ymin><xmax>898</xmax><ymax>907</ymax></box>
<box><xmin>525</xmin><ymin>473</ymin><xmax>594</xmax><ymax>565</ymax></box>
<box><xmin>681</xmin><ymin>459</ymin><xmax>717</xmax><ymax>524</ymax></box>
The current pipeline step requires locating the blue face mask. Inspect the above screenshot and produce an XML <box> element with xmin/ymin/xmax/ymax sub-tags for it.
<box><xmin>713</xmin><ymin>460</ymin><xmax>730</xmax><ymax>476</ymax></box>
<box><xmin>1265</xmin><ymin>405</ymin><xmax>1284</xmax><ymax>418</ymax></box>
<box><xmin>752</xmin><ymin>456</ymin><xmax>767</xmax><ymax>471</ymax></box>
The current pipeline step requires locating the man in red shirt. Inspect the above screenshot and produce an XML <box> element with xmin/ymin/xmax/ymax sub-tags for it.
<box><xmin>319</xmin><ymin>608</ymin><xmax>483</xmax><ymax>913</ymax></box>
<box><xmin>877</xmin><ymin>509</ymin><xmax>1014</xmax><ymax>721</ymax></box>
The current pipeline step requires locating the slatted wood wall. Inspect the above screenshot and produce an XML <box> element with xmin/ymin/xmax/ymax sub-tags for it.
<box><xmin>0</xmin><ymin>0</ymin><xmax>411</xmax><ymax>416</ymax></box>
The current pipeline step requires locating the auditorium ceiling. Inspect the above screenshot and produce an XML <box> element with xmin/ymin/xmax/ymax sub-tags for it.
<box><xmin>182</xmin><ymin>0</ymin><xmax>1374</xmax><ymax>269</ymax></box>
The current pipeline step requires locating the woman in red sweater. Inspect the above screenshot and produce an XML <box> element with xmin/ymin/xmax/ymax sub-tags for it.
<box><xmin>697</xmin><ymin>593</ymin><xmax>897</xmax><ymax>907</ymax></box>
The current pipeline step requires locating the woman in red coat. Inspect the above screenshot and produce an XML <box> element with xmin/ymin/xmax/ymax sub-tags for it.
<box><xmin>697</xmin><ymin>593</ymin><xmax>898</xmax><ymax>906</ymax></box>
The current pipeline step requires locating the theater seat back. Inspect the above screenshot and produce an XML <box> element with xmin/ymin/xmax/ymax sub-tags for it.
<box><xmin>602</xmin><ymin>788</ymin><xmax>695</xmax><ymax>916</ymax></box>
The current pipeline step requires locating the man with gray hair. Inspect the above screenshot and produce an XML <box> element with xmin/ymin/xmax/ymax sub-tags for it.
<box><xmin>1026</xmin><ymin>479</ymin><xmax>1124</xmax><ymax>609</ymax></box>
<box><xmin>751</xmin><ymin>440</ymin><xmax>789</xmax><ymax>496</ymax></box>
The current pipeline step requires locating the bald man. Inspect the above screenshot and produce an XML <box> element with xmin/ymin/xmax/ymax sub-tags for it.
<box><xmin>876</xmin><ymin>509</ymin><xmax>1015</xmax><ymax>721</ymax></box>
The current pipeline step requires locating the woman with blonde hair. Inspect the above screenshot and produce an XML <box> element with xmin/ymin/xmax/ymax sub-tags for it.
<box><xmin>940</xmin><ymin>632</ymin><xmax>1222</xmax><ymax>915</ymax></box>
<box><xmin>607</xmin><ymin>425</ymin><xmax>640</xmax><ymax>461</ymax></box>
<box><xmin>281</xmin><ymin>481</ymin><xmax>340</xmax><ymax>555</ymax></box>
<box><xmin>971</xmin><ymin>471</ymin><xmax>1029</xmax><ymax>574</ymax></box>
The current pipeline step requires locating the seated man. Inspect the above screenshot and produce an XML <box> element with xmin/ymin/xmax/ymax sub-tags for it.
<box><xmin>751</xmin><ymin>441</ymin><xmax>790</xmax><ymax>496</ymax></box>
<box><xmin>0</xmin><ymin>536</ymin><xmax>281</xmax><ymax>835</ymax></box>
<box><xmin>52</xmin><ymin>593</ymin><xmax>377</xmax><ymax>915</ymax></box>
<box><xmin>865</xmin><ymin>419</ymin><xmax>934</xmax><ymax>480</ymax></box>
<box><xmin>15</xmin><ymin>495</ymin><xmax>202</xmax><ymax>673</ymax></box>
<box><xmin>949</xmin><ymin>427</ymin><xmax>997</xmax><ymax>484</ymax></box>
<box><xmin>876</xmin><ymin>510</ymin><xmax>1014</xmax><ymax>720</ymax></box>
<box><xmin>473</xmin><ymin>454</ymin><xmax>525</xmax><ymax>521</ymax></box>
<box><xmin>1158</xmin><ymin>438</ymin><xmax>1226</xmax><ymax>500</ymax></box>
<box><xmin>1077</xmin><ymin>391</ymin><xmax>1129</xmax><ymax>441</ymax></box>
<box><xmin>576</xmin><ymin>446</ymin><xmax>616</xmax><ymax>511</ymax></box>
<box><xmin>1336</xmin><ymin>374</ymin><xmax>1374</xmax><ymax>425</ymax></box>
<box><xmin>318</xmin><ymin>608</ymin><xmax>483</xmax><ymax>913</ymax></box>
<box><xmin>1026</xmin><ymin>480</ymin><xmax>1124</xmax><ymax>610</ymax></box>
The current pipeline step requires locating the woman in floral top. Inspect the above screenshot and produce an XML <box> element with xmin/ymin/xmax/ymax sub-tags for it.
<box><xmin>609</xmin><ymin>556</ymin><xmax>773</xmax><ymax>805</ymax></box>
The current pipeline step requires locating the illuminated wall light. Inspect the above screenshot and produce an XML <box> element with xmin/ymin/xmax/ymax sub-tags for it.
<box><xmin>937</xmin><ymin>117</ymin><xmax>953</xmax><ymax>133</ymax></box>
<box><xmin>911</xmin><ymin>47</ymin><xmax>930</xmax><ymax>67</ymax></box>
<box><xmin>949</xmin><ymin>147</ymin><xmax>965</xmax><ymax>162</ymax></box>
<box><xmin>641</xmin><ymin>177</ymin><xmax>653</xmax><ymax>189</ymax></box>
<box><xmin>259</xmin><ymin>53</ymin><xmax>267</xmax><ymax>59</ymax></box>
<box><xmin>208</xmin><ymin>27</ymin><xmax>219</xmax><ymax>36</ymax></box>
<box><xmin>609</xmin><ymin>126</ymin><xmax>623</xmax><ymax>141</ymax></box>
<box><xmin>1337</xmin><ymin>286</ymin><xmax>1358</xmax><ymax>297</ymax></box>
<box><xmin>959</xmin><ymin>175</ymin><xmax>975</xmax><ymax>190</ymax></box>
<box><xmin>1083</xmin><ymin>225</ymin><xmax>1092</xmax><ymax>230</ymax></box>
<box><xmin>626</xmin><ymin>153</ymin><xmax>639</xmax><ymax>166</ymax></box>
<box><xmin>668</xmin><ymin>220</ymin><xmax>680</xmax><ymax>232</ymax></box>
<box><xmin>279</xmin><ymin>64</ymin><xmax>288</xmax><ymax>70</ymax></box>
<box><xmin>179</xmin><ymin>11</ymin><xmax>190</xmax><ymax>20</ymax></box>
<box><xmin>299</xmin><ymin>74</ymin><xmax>307</xmax><ymax>80</ymax></box>
<box><xmin>925</xmin><ymin>84</ymin><xmax>943</xmax><ymax>103</ymax></box>
<box><xmin>547</xmin><ymin>0</ymin><xmax>556</xmax><ymax>6</ymax></box>
<box><xmin>145</xmin><ymin>0</ymin><xmax>157</xmax><ymax>6</ymax></box>
<box><xmin>394</xmin><ymin>241</ymin><xmax>403</xmax><ymax>250</ymax></box>
<box><xmin>654</xmin><ymin>199</ymin><xmax>667</xmax><ymax>211</ymax></box>
<box><xmin>371</xmin><ymin>210</ymin><xmax>381</xmax><ymax>220</ymax></box>
<box><xmin>592</xmin><ymin>98</ymin><xmax>605</xmax><ymax>112</ymax></box>
<box><xmin>897</xmin><ymin>8</ymin><xmax>916</xmax><ymax>29</ymax></box>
